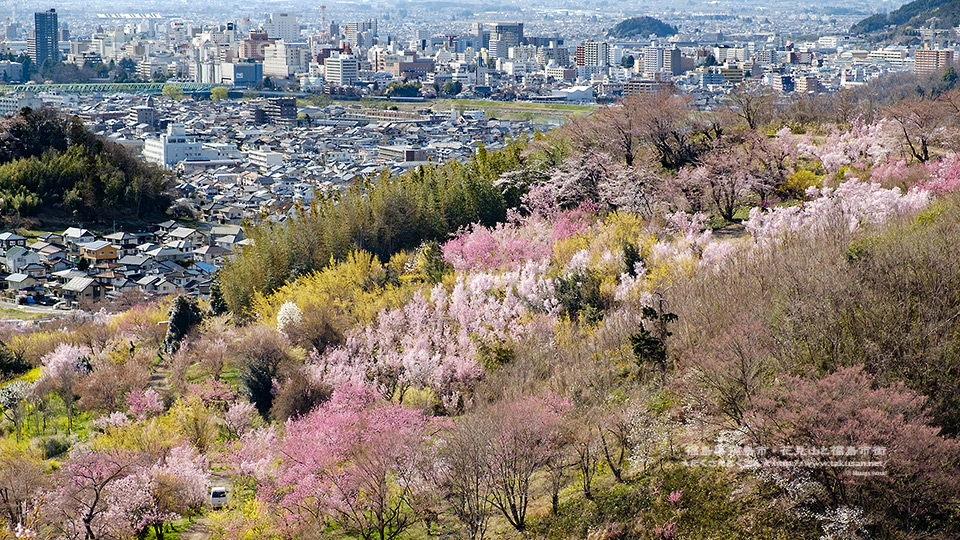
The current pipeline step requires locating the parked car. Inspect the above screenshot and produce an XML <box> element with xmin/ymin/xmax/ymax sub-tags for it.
<box><xmin>210</xmin><ymin>487</ymin><xmax>227</xmax><ymax>509</ymax></box>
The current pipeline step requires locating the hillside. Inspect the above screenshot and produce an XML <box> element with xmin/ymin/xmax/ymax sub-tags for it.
<box><xmin>607</xmin><ymin>16</ymin><xmax>678</xmax><ymax>39</ymax></box>
<box><xmin>851</xmin><ymin>0</ymin><xmax>959</xmax><ymax>34</ymax></box>
<box><xmin>8</xmin><ymin>85</ymin><xmax>960</xmax><ymax>539</ymax></box>
<box><xmin>0</xmin><ymin>107</ymin><xmax>171</xmax><ymax>225</ymax></box>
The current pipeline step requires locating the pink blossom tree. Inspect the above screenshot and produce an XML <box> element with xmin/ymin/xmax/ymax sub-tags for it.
<box><xmin>98</xmin><ymin>445</ymin><xmax>208</xmax><ymax>540</ymax></box>
<box><xmin>44</xmin><ymin>449</ymin><xmax>143</xmax><ymax>540</ymax></box>
<box><xmin>39</xmin><ymin>343</ymin><xmax>91</xmax><ymax>431</ymax></box>
<box><xmin>262</xmin><ymin>385</ymin><xmax>432</xmax><ymax>539</ymax></box>
<box><xmin>222</xmin><ymin>400</ymin><xmax>259</xmax><ymax>439</ymax></box>
<box><xmin>748</xmin><ymin>365</ymin><xmax>960</xmax><ymax>535</ymax></box>
<box><xmin>483</xmin><ymin>395</ymin><xmax>570</xmax><ymax>532</ymax></box>
<box><xmin>744</xmin><ymin>179</ymin><xmax>932</xmax><ymax>247</ymax></box>
<box><xmin>125</xmin><ymin>387</ymin><xmax>164</xmax><ymax>420</ymax></box>
<box><xmin>308</xmin><ymin>260</ymin><xmax>559</xmax><ymax>412</ymax></box>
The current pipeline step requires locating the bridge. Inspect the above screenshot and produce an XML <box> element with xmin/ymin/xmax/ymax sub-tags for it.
<box><xmin>0</xmin><ymin>82</ymin><xmax>220</xmax><ymax>95</ymax></box>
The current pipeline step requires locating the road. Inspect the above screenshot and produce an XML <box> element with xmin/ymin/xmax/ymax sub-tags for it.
<box><xmin>180</xmin><ymin>468</ymin><xmax>232</xmax><ymax>540</ymax></box>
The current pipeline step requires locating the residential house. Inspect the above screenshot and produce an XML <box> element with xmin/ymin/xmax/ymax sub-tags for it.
<box><xmin>137</xmin><ymin>275</ymin><xmax>177</xmax><ymax>295</ymax></box>
<box><xmin>5</xmin><ymin>273</ymin><xmax>39</xmax><ymax>291</ymax></box>
<box><xmin>63</xmin><ymin>277</ymin><xmax>102</xmax><ymax>302</ymax></box>
<box><xmin>117</xmin><ymin>254</ymin><xmax>156</xmax><ymax>275</ymax></box>
<box><xmin>3</xmin><ymin>246</ymin><xmax>40</xmax><ymax>274</ymax></box>
<box><xmin>103</xmin><ymin>232</ymin><xmax>141</xmax><ymax>257</ymax></box>
<box><xmin>166</xmin><ymin>227</ymin><xmax>206</xmax><ymax>248</ymax></box>
<box><xmin>20</xmin><ymin>262</ymin><xmax>46</xmax><ymax>278</ymax></box>
<box><xmin>37</xmin><ymin>232</ymin><xmax>63</xmax><ymax>244</ymax></box>
<box><xmin>62</xmin><ymin>228</ymin><xmax>96</xmax><ymax>251</ymax></box>
<box><xmin>0</xmin><ymin>232</ymin><xmax>27</xmax><ymax>251</ymax></box>
<box><xmin>51</xmin><ymin>269</ymin><xmax>89</xmax><ymax>284</ymax></box>
<box><xmin>80</xmin><ymin>241</ymin><xmax>119</xmax><ymax>262</ymax></box>
<box><xmin>193</xmin><ymin>245</ymin><xmax>228</xmax><ymax>265</ymax></box>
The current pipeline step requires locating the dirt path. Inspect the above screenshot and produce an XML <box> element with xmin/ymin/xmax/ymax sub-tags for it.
<box><xmin>179</xmin><ymin>468</ymin><xmax>231</xmax><ymax>540</ymax></box>
<box><xmin>179</xmin><ymin>517</ymin><xmax>212</xmax><ymax>540</ymax></box>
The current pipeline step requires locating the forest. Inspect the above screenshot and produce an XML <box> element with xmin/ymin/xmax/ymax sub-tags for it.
<box><xmin>0</xmin><ymin>107</ymin><xmax>171</xmax><ymax>224</ymax></box>
<box><xmin>5</xmin><ymin>74</ymin><xmax>960</xmax><ymax>539</ymax></box>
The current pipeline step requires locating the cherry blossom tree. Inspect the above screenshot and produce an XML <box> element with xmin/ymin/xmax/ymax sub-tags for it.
<box><xmin>747</xmin><ymin>365</ymin><xmax>960</xmax><ymax>535</ymax></box>
<box><xmin>917</xmin><ymin>154</ymin><xmax>960</xmax><ymax>194</ymax></box>
<box><xmin>308</xmin><ymin>260</ymin><xmax>559</xmax><ymax>412</ymax></box>
<box><xmin>96</xmin><ymin>444</ymin><xmax>208</xmax><ymax>540</ymax></box>
<box><xmin>222</xmin><ymin>400</ymin><xmax>259</xmax><ymax>439</ymax></box>
<box><xmin>264</xmin><ymin>385</ymin><xmax>432</xmax><ymax>539</ymax></box>
<box><xmin>483</xmin><ymin>395</ymin><xmax>570</xmax><ymax>532</ymax></box>
<box><xmin>39</xmin><ymin>343</ymin><xmax>91</xmax><ymax>431</ymax></box>
<box><xmin>276</xmin><ymin>301</ymin><xmax>302</xmax><ymax>335</ymax></box>
<box><xmin>45</xmin><ymin>449</ymin><xmax>143</xmax><ymax>540</ymax></box>
<box><xmin>744</xmin><ymin>179</ymin><xmax>932</xmax><ymax>247</ymax></box>
<box><xmin>0</xmin><ymin>381</ymin><xmax>30</xmax><ymax>442</ymax></box>
<box><xmin>697</xmin><ymin>143</ymin><xmax>756</xmax><ymax>221</ymax></box>
<box><xmin>125</xmin><ymin>388</ymin><xmax>164</xmax><ymax>420</ymax></box>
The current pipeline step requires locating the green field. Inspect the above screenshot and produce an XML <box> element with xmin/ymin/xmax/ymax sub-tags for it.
<box><xmin>298</xmin><ymin>95</ymin><xmax>597</xmax><ymax>123</ymax></box>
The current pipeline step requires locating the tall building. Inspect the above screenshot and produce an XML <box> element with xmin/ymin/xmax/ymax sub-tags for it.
<box><xmin>345</xmin><ymin>19</ymin><xmax>377</xmax><ymax>48</ymax></box>
<box><xmin>262</xmin><ymin>97</ymin><xmax>297</xmax><ymax>127</ymax></box>
<box><xmin>664</xmin><ymin>47</ymin><xmax>682</xmax><ymax>75</ymax></box>
<box><xmin>263</xmin><ymin>13</ymin><xmax>300</xmax><ymax>43</ymax></box>
<box><xmin>488</xmin><ymin>23</ymin><xmax>523</xmax><ymax>60</ymax></box>
<box><xmin>643</xmin><ymin>45</ymin><xmax>664</xmax><ymax>73</ymax></box>
<box><xmin>325</xmin><ymin>52</ymin><xmax>359</xmax><ymax>86</ymax></box>
<box><xmin>576</xmin><ymin>40</ymin><xmax>608</xmax><ymax>67</ymax></box>
<box><xmin>262</xmin><ymin>40</ymin><xmax>310</xmax><ymax>77</ymax></box>
<box><xmin>493</xmin><ymin>23</ymin><xmax>523</xmax><ymax>49</ymax></box>
<box><xmin>916</xmin><ymin>48</ymin><xmax>954</xmax><ymax>77</ymax></box>
<box><xmin>28</xmin><ymin>9</ymin><xmax>59</xmax><ymax>65</ymax></box>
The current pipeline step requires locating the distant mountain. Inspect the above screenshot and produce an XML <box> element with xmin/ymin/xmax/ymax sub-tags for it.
<box><xmin>851</xmin><ymin>0</ymin><xmax>960</xmax><ymax>34</ymax></box>
<box><xmin>607</xmin><ymin>16</ymin><xmax>678</xmax><ymax>39</ymax></box>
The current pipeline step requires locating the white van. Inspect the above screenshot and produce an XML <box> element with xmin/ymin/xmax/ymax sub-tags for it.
<box><xmin>210</xmin><ymin>487</ymin><xmax>227</xmax><ymax>509</ymax></box>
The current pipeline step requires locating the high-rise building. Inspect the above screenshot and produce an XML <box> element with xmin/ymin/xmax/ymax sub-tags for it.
<box><xmin>345</xmin><ymin>19</ymin><xmax>377</xmax><ymax>47</ymax></box>
<box><xmin>664</xmin><ymin>47</ymin><xmax>683</xmax><ymax>75</ymax></box>
<box><xmin>576</xmin><ymin>40</ymin><xmax>608</xmax><ymax>67</ymax></box>
<box><xmin>325</xmin><ymin>51</ymin><xmax>359</xmax><ymax>86</ymax></box>
<box><xmin>643</xmin><ymin>45</ymin><xmax>664</xmax><ymax>73</ymax></box>
<box><xmin>4</xmin><ymin>22</ymin><xmax>22</xmax><ymax>41</ymax></box>
<box><xmin>493</xmin><ymin>23</ymin><xmax>523</xmax><ymax>49</ymax></box>
<box><xmin>262</xmin><ymin>97</ymin><xmax>297</xmax><ymax>127</ymax></box>
<box><xmin>915</xmin><ymin>48</ymin><xmax>954</xmax><ymax>77</ymax></box>
<box><xmin>262</xmin><ymin>40</ymin><xmax>310</xmax><ymax>77</ymax></box>
<box><xmin>28</xmin><ymin>9</ymin><xmax>59</xmax><ymax>65</ymax></box>
<box><xmin>488</xmin><ymin>23</ymin><xmax>522</xmax><ymax>60</ymax></box>
<box><xmin>263</xmin><ymin>13</ymin><xmax>300</xmax><ymax>43</ymax></box>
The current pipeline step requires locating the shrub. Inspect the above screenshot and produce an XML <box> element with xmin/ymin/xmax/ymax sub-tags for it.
<box><xmin>557</xmin><ymin>271</ymin><xmax>605</xmax><ymax>324</ymax></box>
<box><xmin>39</xmin><ymin>436</ymin><xmax>71</xmax><ymax>458</ymax></box>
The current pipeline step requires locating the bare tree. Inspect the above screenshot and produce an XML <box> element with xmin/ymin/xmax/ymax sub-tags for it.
<box><xmin>441</xmin><ymin>418</ymin><xmax>494</xmax><ymax>540</ymax></box>
<box><xmin>726</xmin><ymin>84</ymin><xmax>775</xmax><ymax>130</ymax></box>
<box><xmin>885</xmin><ymin>97</ymin><xmax>950</xmax><ymax>163</ymax></box>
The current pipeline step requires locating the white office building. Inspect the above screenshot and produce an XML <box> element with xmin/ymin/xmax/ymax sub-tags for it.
<box><xmin>263</xmin><ymin>40</ymin><xmax>310</xmax><ymax>77</ymax></box>
<box><xmin>325</xmin><ymin>52</ymin><xmax>359</xmax><ymax>86</ymax></box>
<box><xmin>142</xmin><ymin>124</ymin><xmax>205</xmax><ymax>169</ymax></box>
<box><xmin>262</xmin><ymin>13</ymin><xmax>300</xmax><ymax>43</ymax></box>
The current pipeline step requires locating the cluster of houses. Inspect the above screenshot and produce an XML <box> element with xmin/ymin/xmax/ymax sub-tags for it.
<box><xmin>0</xmin><ymin>221</ymin><xmax>246</xmax><ymax>307</ymax></box>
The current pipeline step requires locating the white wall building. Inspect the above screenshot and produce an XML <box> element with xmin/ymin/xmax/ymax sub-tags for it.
<box><xmin>325</xmin><ymin>52</ymin><xmax>359</xmax><ymax>86</ymax></box>
<box><xmin>143</xmin><ymin>124</ymin><xmax>205</xmax><ymax>169</ymax></box>
<box><xmin>263</xmin><ymin>13</ymin><xmax>300</xmax><ymax>43</ymax></box>
<box><xmin>263</xmin><ymin>40</ymin><xmax>310</xmax><ymax>77</ymax></box>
